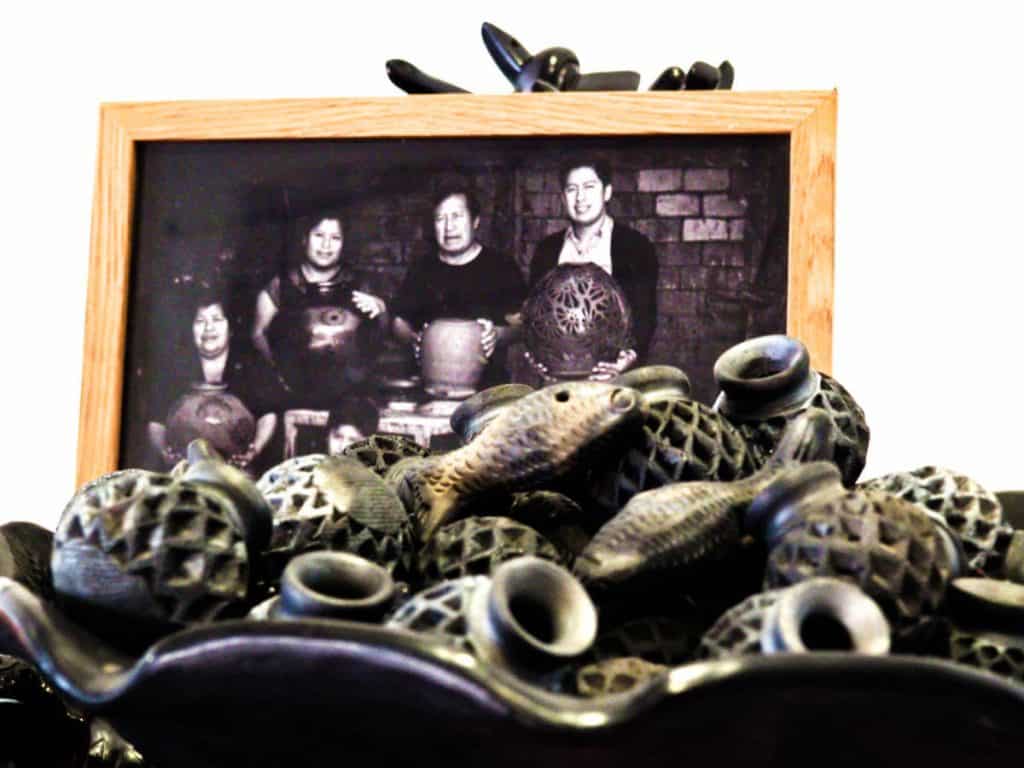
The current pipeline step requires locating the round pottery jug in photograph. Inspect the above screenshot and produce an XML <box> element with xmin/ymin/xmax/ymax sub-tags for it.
<box><xmin>522</xmin><ymin>263</ymin><xmax>633</xmax><ymax>379</ymax></box>
<box><xmin>419</xmin><ymin>318</ymin><xmax>487</xmax><ymax>399</ymax></box>
<box><xmin>713</xmin><ymin>334</ymin><xmax>869</xmax><ymax>485</ymax></box>
<box><xmin>165</xmin><ymin>382</ymin><xmax>256</xmax><ymax>466</ymax></box>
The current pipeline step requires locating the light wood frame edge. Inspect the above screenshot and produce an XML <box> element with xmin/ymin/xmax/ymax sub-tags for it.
<box><xmin>76</xmin><ymin>90</ymin><xmax>837</xmax><ymax>485</ymax></box>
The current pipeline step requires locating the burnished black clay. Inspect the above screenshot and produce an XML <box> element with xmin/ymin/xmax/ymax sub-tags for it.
<box><xmin>273</xmin><ymin>551</ymin><xmax>396</xmax><ymax>622</ymax></box>
<box><xmin>385</xmin><ymin>59</ymin><xmax>470</xmax><ymax>95</ymax></box>
<box><xmin>649</xmin><ymin>66</ymin><xmax>687</xmax><ymax>90</ymax></box>
<box><xmin>450</xmin><ymin>383</ymin><xmax>534</xmax><ymax>444</ymax></box>
<box><xmin>481</xmin><ymin>22</ymin><xmax>532</xmax><ymax>82</ymax></box>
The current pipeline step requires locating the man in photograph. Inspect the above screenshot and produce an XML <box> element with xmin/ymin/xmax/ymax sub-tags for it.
<box><xmin>390</xmin><ymin>182</ymin><xmax>526</xmax><ymax>387</ymax></box>
<box><xmin>526</xmin><ymin>156</ymin><xmax>659</xmax><ymax>380</ymax></box>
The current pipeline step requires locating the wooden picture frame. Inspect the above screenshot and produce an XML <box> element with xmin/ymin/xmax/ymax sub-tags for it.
<box><xmin>78</xmin><ymin>90</ymin><xmax>836</xmax><ymax>485</ymax></box>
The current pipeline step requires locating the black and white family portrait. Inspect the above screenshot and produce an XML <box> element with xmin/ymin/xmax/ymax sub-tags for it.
<box><xmin>121</xmin><ymin>134</ymin><xmax>789</xmax><ymax>477</ymax></box>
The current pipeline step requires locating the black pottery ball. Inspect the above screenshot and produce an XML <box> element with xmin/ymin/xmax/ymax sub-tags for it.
<box><xmin>523</xmin><ymin>263</ymin><xmax>633</xmax><ymax>378</ymax></box>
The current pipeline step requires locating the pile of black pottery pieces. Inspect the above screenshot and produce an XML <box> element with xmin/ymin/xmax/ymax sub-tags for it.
<box><xmin>385</xmin><ymin>21</ymin><xmax>733</xmax><ymax>94</ymax></box>
<box><xmin>2</xmin><ymin>333</ymin><xmax>1024</xmax><ymax>767</ymax></box>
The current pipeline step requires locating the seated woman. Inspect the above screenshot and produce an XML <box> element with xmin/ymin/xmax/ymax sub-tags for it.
<box><xmin>252</xmin><ymin>211</ymin><xmax>389</xmax><ymax>408</ymax></box>
<box><xmin>148</xmin><ymin>280</ymin><xmax>277</xmax><ymax>471</ymax></box>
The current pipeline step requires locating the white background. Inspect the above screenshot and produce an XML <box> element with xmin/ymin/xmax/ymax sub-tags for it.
<box><xmin>1</xmin><ymin>1</ymin><xmax>1021</xmax><ymax>529</ymax></box>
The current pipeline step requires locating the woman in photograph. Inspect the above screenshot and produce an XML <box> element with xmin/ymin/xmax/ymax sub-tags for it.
<box><xmin>252</xmin><ymin>211</ymin><xmax>389</xmax><ymax>408</ymax></box>
<box><xmin>148</xmin><ymin>279</ymin><xmax>278</xmax><ymax>471</ymax></box>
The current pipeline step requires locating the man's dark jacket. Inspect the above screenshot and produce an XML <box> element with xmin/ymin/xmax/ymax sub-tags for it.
<box><xmin>527</xmin><ymin>223</ymin><xmax>659</xmax><ymax>362</ymax></box>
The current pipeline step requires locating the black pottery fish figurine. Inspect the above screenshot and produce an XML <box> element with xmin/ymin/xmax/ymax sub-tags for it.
<box><xmin>386</xmin><ymin>382</ymin><xmax>643</xmax><ymax>541</ymax></box>
<box><xmin>574</xmin><ymin>408</ymin><xmax>835</xmax><ymax>586</ymax></box>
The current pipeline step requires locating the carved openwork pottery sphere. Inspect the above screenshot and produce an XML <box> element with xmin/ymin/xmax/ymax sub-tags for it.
<box><xmin>165</xmin><ymin>382</ymin><xmax>256</xmax><ymax>463</ymax></box>
<box><xmin>419</xmin><ymin>318</ymin><xmax>487</xmax><ymax>398</ymax></box>
<box><xmin>523</xmin><ymin>263</ymin><xmax>633</xmax><ymax>378</ymax></box>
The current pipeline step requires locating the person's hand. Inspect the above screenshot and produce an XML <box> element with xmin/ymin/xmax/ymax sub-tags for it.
<box><xmin>229</xmin><ymin>442</ymin><xmax>258</xmax><ymax>469</ymax></box>
<box><xmin>352</xmin><ymin>290</ymin><xmax>386</xmax><ymax>318</ymax></box>
<box><xmin>476</xmin><ymin>318</ymin><xmax>497</xmax><ymax>359</ymax></box>
<box><xmin>589</xmin><ymin>348</ymin><xmax>638</xmax><ymax>382</ymax></box>
<box><xmin>523</xmin><ymin>348</ymin><xmax>558</xmax><ymax>384</ymax></box>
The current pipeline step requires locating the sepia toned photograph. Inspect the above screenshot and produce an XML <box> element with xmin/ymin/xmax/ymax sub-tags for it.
<box><xmin>120</xmin><ymin>133</ymin><xmax>790</xmax><ymax>476</ymax></box>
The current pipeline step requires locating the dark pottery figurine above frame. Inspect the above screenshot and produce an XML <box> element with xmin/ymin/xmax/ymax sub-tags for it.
<box><xmin>2</xmin><ymin>577</ymin><xmax>1024</xmax><ymax>768</ymax></box>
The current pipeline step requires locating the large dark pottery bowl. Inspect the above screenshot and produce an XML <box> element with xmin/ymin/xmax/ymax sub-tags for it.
<box><xmin>1</xmin><ymin>578</ymin><xmax>1022</xmax><ymax>767</ymax></box>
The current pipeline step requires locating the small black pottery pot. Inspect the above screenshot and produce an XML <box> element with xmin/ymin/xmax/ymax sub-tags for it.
<box><xmin>259</xmin><ymin>455</ymin><xmax>416</xmax><ymax>586</ymax></box>
<box><xmin>340</xmin><ymin>434</ymin><xmax>432</xmax><ymax>477</ymax></box>
<box><xmin>253</xmin><ymin>551</ymin><xmax>396</xmax><ymax>622</ymax></box>
<box><xmin>417</xmin><ymin>516</ymin><xmax>564</xmax><ymax>587</ymax></box>
<box><xmin>861</xmin><ymin>466</ymin><xmax>1014</xmax><ymax>578</ymax></box>
<box><xmin>51</xmin><ymin>467</ymin><xmax>251</xmax><ymax>647</ymax></box>
<box><xmin>388</xmin><ymin>556</ymin><xmax>597</xmax><ymax>681</ymax></box>
<box><xmin>750</xmin><ymin>463</ymin><xmax>953</xmax><ymax>644</ymax></box>
<box><xmin>586</xmin><ymin>364</ymin><xmax>755</xmax><ymax>515</ymax></box>
<box><xmin>713</xmin><ymin>334</ymin><xmax>869</xmax><ymax>485</ymax></box>
<box><xmin>697</xmin><ymin>578</ymin><xmax>890</xmax><ymax>659</ymax></box>
<box><xmin>450</xmin><ymin>384</ymin><xmax>534</xmax><ymax>444</ymax></box>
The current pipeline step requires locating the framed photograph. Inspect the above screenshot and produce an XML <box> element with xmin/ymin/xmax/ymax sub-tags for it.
<box><xmin>78</xmin><ymin>91</ymin><xmax>836</xmax><ymax>484</ymax></box>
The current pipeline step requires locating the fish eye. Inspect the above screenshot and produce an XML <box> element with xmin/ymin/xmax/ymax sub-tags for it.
<box><xmin>555</xmin><ymin>390</ymin><xmax>570</xmax><ymax>403</ymax></box>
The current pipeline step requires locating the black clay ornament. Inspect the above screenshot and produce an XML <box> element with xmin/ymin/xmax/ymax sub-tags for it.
<box><xmin>481</xmin><ymin>22</ymin><xmax>641</xmax><ymax>92</ymax></box>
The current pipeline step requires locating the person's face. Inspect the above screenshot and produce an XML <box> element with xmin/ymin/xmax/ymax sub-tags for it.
<box><xmin>193</xmin><ymin>303</ymin><xmax>230</xmax><ymax>359</ymax></box>
<box><xmin>327</xmin><ymin>424</ymin><xmax>365</xmax><ymax>454</ymax></box>
<box><xmin>305</xmin><ymin>218</ymin><xmax>343</xmax><ymax>270</ymax></box>
<box><xmin>563</xmin><ymin>166</ymin><xmax>612</xmax><ymax>227</ymax></box>
<box><xmin>433</xmin><ymin>194</ymin><xmax>479</xmax><ymax>256</ymax></box>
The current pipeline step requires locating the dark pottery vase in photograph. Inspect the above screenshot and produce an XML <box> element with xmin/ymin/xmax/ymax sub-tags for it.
<box><xmin>252</xmin><ymin>551</ymin><xmax>397</xmax><ymax>622</ymax></box>
<box><xmin>713</xmin><ymin>334</ymin><xmax>869</xmax><ymax>485</ymax></box>
<box><xmin>165</xmin><ymin>382</ymin><xmax>256</xmax><ymax>468</ymax></box>
<box><xmin>417</xmin><ymin>515</ymin><xmax>564</xmax><ymax>587</ymax></box>
<box><xmin>341</xmin><ymin>434</ymin><xmax>433</xmax><ymax>476</ymax></box>
<box><xmin>2</xmin><ymin>574</ymin><xmax>1024</xmax><ymax>768</ymax></box>
<box><xmin>419</xmin><ymin>318</ymin><xmax>487</xmax><ymax>399</ymax></box>
<box><xmin>450</xmin><ymin>383</ymin><xmax>533</xmax><ymax>444</ymax></box>
<box><xmin>522</xmin><ymin>264</ymin><xmax>634</xmax><ymax>379</ymax></box>
<box><xmin>861</xmin><ymin>466</ymin><xmax>1014</xmax><ymax>577</ymax></box>
<box><xmin>586</xmin><ymin>365</ymin><xmax>755</xmax><ymax>515</ymax></box>
<box><xmin>752</xmin><ymin>463</ymin><xmax>953</xmax><ymax>644</ymax></box>
<box><xmin>51</xmin><ymin>467</ymin><xmax>251</xmax><ymax>648</ymax></box>
<box><xmin>0</xmin><ymin>653</ymin><xmax>90</xmax><ymax>768</ymax></box>
<box><xmin>259</xmin><ymin>455</ymin><xmax>416</xmax><ymax>586</ymax></box>
<box><xmin>696</xmin><ymin>578</ymin><xmax>890</xmax><ymax>659</ymax></box>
